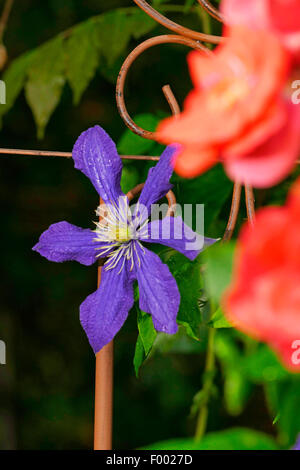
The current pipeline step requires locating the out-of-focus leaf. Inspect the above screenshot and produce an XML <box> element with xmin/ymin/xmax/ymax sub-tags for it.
<box><xmin>120</xmin><ymin>166</ymin><xmax>139</xmax><ymax>195</ymax></box>
<box><xmin>241</xmin><ymin>345</ymin><xmax>288</xmax><ymax>383</ymax></box>
<box><xmin>208</xmin><ymin>307</ymin><xmax>232</xmax><ymax>329</ymax></box>
<box><xmin>0</xmin><ymin>51</ymin><xmax>34</xmax><ymax>124</ymax></box>
<box><xmin>25</xmin><ymin>37</ymin><xmax>66</xmax><ymax>139</ymax></box>
<box><xmin>202</xmin><ymin>241</ymin><xmax>235</xmax><ymax>305</ymax></box>
<box><xmin>142</xmin><ymin>428</ymin><xmax>279</xmax><ymax>450</ymax></box>
<box><xmin>152</xmin><ymin>326</ymin><xmax>205</xmax><ymax>355</ymax></box>
<box><xmin>95</xmin><ymin>9</ymin><xmax>155</xmax><ymax>67</ymax></box>
<box><xmin>173</xmin><ymin>165</ymin><xmax>233</xmax><ymax>235</ymax></box>
<box><xmin>65</xmin><ymin>20</ymin><xmax>100</xmax><ymax>105</ymax></box>
<box><xmin>265</xmin><ymin>378</ymin><xmax>300</xmax><ymax>447</ymax></box>
<box><xmin>224</xmin><ymin>369</ymin><xmax>251</xmax><ymax>416</ymax></box>
<box><xmin>0</xmin><ymin>7</ymin><xmax>158</xmax><ymax>136</ymax></box>
<box><xmin>184</xmin><ymin>0</ymin><xmax>195</xmax><ymax>14</ymax></box>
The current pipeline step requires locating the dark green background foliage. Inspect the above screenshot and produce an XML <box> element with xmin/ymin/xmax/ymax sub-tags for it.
<box><xmin>0</xmin><ymin>0</ymin><xmax>299</xmax><ymax>450</ymax></box>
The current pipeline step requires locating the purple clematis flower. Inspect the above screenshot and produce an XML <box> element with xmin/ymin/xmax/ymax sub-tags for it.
<box><xmin>293</xmin><ymin>435</ymin><xmax>300</xmax><ymax>450</ymax></box>
<box><xmin>33</xmin><ymin>125</ymin><xmax>215</xmax><ymax>354</ymax></box>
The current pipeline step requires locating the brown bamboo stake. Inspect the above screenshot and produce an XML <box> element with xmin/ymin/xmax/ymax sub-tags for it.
<box><xmin>94</xmin><ymin>266</ymin><xmax>114</xmax><ymax>450</ymax></box>
<box><xmin>94</xmin><ymin>198</ymin><xmax>113</xmax><ymax>450</ymax></box>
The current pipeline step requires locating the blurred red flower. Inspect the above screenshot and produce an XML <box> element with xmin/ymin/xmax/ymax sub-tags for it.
<box><xmin>223</xmin><ymin>177</ymin><xmax>300</xmax><ymax>372</ymax></box>
<box><xmin>221</xmin><ymin>0</ymin><xmax>300</xmax><ymax>63</ymax></box>
<box><xmin>156</xmin><ymin>27</ymin><xmax>300</xmax><ymax>187</ymax></box>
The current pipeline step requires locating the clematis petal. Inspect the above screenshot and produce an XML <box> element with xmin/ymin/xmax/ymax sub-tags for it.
<box><xmin>139</xmin><ymin>216</ymin><xmax>216</xmax><ymax>260</ymax></box>
<box><xmin>293</xmin><ymin>435</ymin><xmax>300</xmax><ymax>450</ymax></box>
<box><xmin>137</xmin><ymin>145</ymin><xmax>178</xmax><ymax>215</ymax></box>
<box><xmin>72</xmin><ymin>125</ymin><xmax>124</xmax><ymax>204</ymax></box>
<box><xmin>135</xmin><ymin>245</ymin><xmax>180</xmax><ymax>334</ymax></box>
<box><xmin>80</xmin><ymin>262</ymin><xmax>134</xmax><ymax>353</ymax></box>
<box><xmin>33</xmin><ymin>221</ymin><xmax>110</xmax><ymax>266</ymax></box>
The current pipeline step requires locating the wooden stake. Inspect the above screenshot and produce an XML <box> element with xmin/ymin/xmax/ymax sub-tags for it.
<box><xmin>94</xmin><ymin>201</ymin><xmax>113</xmax><ymax>450</ymax></box>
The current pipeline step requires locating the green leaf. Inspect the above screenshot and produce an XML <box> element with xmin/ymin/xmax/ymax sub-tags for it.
<box><xmin>137</xmin><ymin>309</ymin><xmax>157</xmax><ymax>356</ymax></box>
<box><xmin>224</xmin><ymin>369</ymin><xmax>251</xmax><ymax>416</ymax></box>
<box><xmin>0</xmin><ymin>51</ymin><xmax>34</xmax><ymax>124</ymax></box>
<box><xmin>173</xmin><ymin>165</ymin><xmax>233</xmax><ymax>235</ymax></box>
<box><xmin>265</xmin><ymin>378</ymin><xmax>300</xmax><ymax>446</ymax></box>
<box><xmin>65</xmin><ymin>20</ymin><xmax>100</xmax><ymax>105</ymax></box>
<box><xmin>208</xmin><ymin>306</ymin><xmax>232</xmax><ymax>329</ymax></box>
<box><xmin>118</xmin><ymin>113</ymin><xmax>161</xmax><ymax>155</ymax></box>
<box><xmin>25</xmin><ymin>37</ymin><xmax>66</xmax><ymax>139</ymax></box>
<box><xmin>142</xmin><ymin>428</ymin><xmax>279</xmax><ymax>450</ymax></box>
<box><xmin>202</xmin><ymin>241</ymin><xmax>235</xmax><ymax>305</ymax></box>
<box><xmin>160</xmin><ymin>249</ymin><xmax>204</xmax><ymax>339</ymax></box>
<box><xmin>133</xmin><ymin>306</ymin><xmax>157</xmax><ymax>377</ymax></box>
<box><xmin>133</xmin><ymin>335</ymin><xmax>146</xmax><ymax>377</ymax></box>
<box><xmin>95</xmin><ymin>9</ymin><xmax>155</xmax><ymax>68</ymax></box>
<box><xmin>126</xmin><ymin>9</ymin><xmax>157</xmax><ymax>40</ymax></box>
<box><xmin>120</xmin><ymin>165</ymin><xmax>140</xmax><ymax>195</ymax></box>
<box><xmin>152</xmin><ymin>326</ymin><xmax>205</xmax><ymax>355</ymax></box>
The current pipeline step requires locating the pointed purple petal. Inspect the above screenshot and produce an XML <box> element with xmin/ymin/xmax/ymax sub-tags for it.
<box><xmin>33</xmin><ymin>221</ymin><xmax>110</xmax><ymax>266</ymax></box>
<box><xmin>139</xmin><ymin>216</ymin><xmax>217</xmax><ymax>260</ymax></box>
<box><xmin>293</xmin><ymin>435</ymin><xmax>300</xmax><ymax>450</ymax></box>
<box><xmin>135</xmin><ymin>245</ymin><xmax>179</xmax><ymax>334</ymax></box>
<box><xmin>72</xmin><ymin>125</ymin><xmax>124</xmax><ymax>204</ymax></box>
<box><xmin>138</xmin><ymin>145</ymin><xmax>179</xmax><ymax>213</ymax></box>
<box><xmin>80</xmin><ymin>263</ymin><xmax>134</xmax><ymax>353</ymax></box>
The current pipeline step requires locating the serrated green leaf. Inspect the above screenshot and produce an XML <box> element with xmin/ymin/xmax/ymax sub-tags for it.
<box><xmin>142</xmin><ymin>428</ymin><xmax>279</xmax><ymax>450</ymax></box>
<box><xmin>65</xmin><ymin>20</ymin><xmax>100</xmax><ymax>105</ymax></box>
<box><xmin>127</xmin><ymin>9</ymin><xmax>157</xmax><ymax>40</ymax></box>
<box><xmin>25</xmin><ymin>37</ymin><xmax>66</xmax><ymax>139</ymax></box>
<box><xmin>95</xmin><ymin>9</ymin><xmax>156</xmax><ymax>68</ymax></box>
<box><xmin>0</xmin><ymin>51</ymin><xmax>34</xmax><ymax>124</ymax></box>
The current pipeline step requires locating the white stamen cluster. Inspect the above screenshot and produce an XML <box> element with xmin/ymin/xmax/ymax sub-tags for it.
<box><xmin>93</xmin><ymin>197</ymin><xmax>148</xmax><ymax>274</ymax></box>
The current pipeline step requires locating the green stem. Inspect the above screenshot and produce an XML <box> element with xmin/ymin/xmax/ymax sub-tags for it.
<box><xmin>194</xmin><ymin>327</ymin><xmax>216</xmax><ymax>442</ymax></box>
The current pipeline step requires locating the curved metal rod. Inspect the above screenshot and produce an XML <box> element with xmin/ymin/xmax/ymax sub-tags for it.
<box><xmin>127</xmin><ymin>183</ymin><xmax>176</xmax><ymax>217</ymax></box>
<box><xmin>162</xmin><ymin>84</ymin><xmax>181</xmax><ymax>117</ymax></box>
<box><xmin>223</xmin><ymin>183</ymin><xmax>242</xmax><ymax>241</ymax></box>
<box><xmin>133</xmin><ymin>0</ymin><xmax>223</xmax><ymax>44</ymax></box>
<box><xmin>197</xmin><ymin>0</ymin><xmax>224</xmax><ymax>22</ymax></box>
<box><xmin>116</xmin><ymin>34</ymin><xmax>211</xmax><ymax>140</ymax></box>
<box><xmin>245</xmin><ymin>185</ymin><xmax>256</xmax><ymax>226</ymax></box>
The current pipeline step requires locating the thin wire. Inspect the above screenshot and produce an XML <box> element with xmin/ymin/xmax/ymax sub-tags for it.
<box><xmin>133</xmin><ymin>0</ymin><xmax>222</xmax><ymax>44</ymax></box>
<box><xmin>223</xmin><ymin>183</ymin><xmax>242</xmax><ymax>241</ymax></box>
<box><xmin>0</xmin><ymin>148</ymin><xmax>159</xmax><ymax>161</ymax></box>
<box><xmin>116</xmin><ymin>34</ymin><xmax>211</xmax><ymax>140</ymax></box>
<box><xmin>196</xmin><ymin>0</ymin><xmax>224</xmax><ymax>22</ymax></box>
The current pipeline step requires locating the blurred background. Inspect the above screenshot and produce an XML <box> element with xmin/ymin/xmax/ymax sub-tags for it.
<box><xmin>0</xmin><ymin>0</ymin><xmax>299</xmax><ymax>450</ymax></box>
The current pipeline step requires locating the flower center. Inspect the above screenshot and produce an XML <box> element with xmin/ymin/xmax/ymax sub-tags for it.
<box><xmin>92</xmin><ymin>197</ymin><xmax>147</xmax><ymax>274</ymax></box>
<box><xmin>114</xmin><ymin>224</ymin><xmax>133</xmax><ymax>242</ymax></box>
